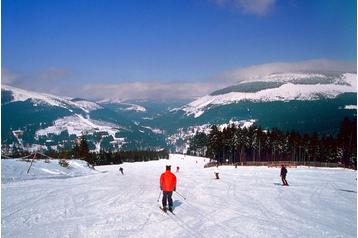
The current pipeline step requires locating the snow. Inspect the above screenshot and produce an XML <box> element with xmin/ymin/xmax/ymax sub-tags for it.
<box><xmin>2</xmin><ymin>154</ymin><xmax>356</xmax><ymax>238</ymax></box>
<box><xmin>217</xmin><ymin>119</ymin><xmax>256</xmax><ymax>130</ymax></box>
<box><xmin>242</xmin><ymin>72</ymin><xmax>329</xmax><ymax>83</ymax></box>
<box><xmin>34</xmin><ymin>114</ymin><xmax>127</xmax><ymax>152</ymax></box>
<box><xmin>2</xmin><ymin>85</ymin><xmax>70</xmax><ymax>108</ymax></box>
<box><xmin>143</xmin><ymin>126</ymin><xmax>164</xmax><ymax>134</ymax></box>
<box><xmin>71</xmin><ymin>100</ymin><xmax>103</xmax><ymax>113</ymax></box>
<box><xmin>344</xmin><ymin>105</ymin><xmax>357</xmax><ymax>110</ymax></box>
<box><xmin>122</xmin><ymin>103</ymin><xmax>147</xmax><ymax>112</ymax></box>
<box><xmin>1</xmin><ymin>159</ymin><xmax>97</xmax><ymax>183</ymax></box>
<box><xmin>2</xmin><ymin>85</ymin><xmax>102</xmax><ymax>113</ymax></box>
<box><xmin>35</xmin><ymin>114</ymin><xmax>121</xmax><ymax>138</ymax></box>
<box><xmin>11</xmin><ymin>130</ymin><xmax>24</xmax><ymax>146</ymax></box>
<box><xmin>22</xmin><ymin>144</ymin><xmax>47</xmax><ymax>153</ymax></box>
<box><xmin>96</xmin><ymin>99</ymin><xmax>147</xmax><ymax>112</ymax></box>
<box><xmin>182</xmin><ymin>73</ymin><xmax>357</xmax><ymax>117</ymax></box>
<box><xmin>343</xmin><ymin>73</ymin><xmax>357</xmax><ymax>89</ymax></box>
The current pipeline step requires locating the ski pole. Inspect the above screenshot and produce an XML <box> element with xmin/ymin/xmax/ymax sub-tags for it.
<box><xmin>157</xmin><ymin>191</ymin><xmax>162</xmax><ymax>202</ymax></box>
<box><xmin>174</xmin><ymin>191</ymin><xmax>186</xmax><ymax>200</ymax></box>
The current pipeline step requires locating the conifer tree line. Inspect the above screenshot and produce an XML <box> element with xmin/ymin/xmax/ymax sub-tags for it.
<box><xmin>67</xmin><ymin>138</ymin><xmax>169</xmax><ymax>165</ymax></box>
<box><xmin>188</xmin><ymin>117</ymin><xmax>357</xmax><ymax>168</ymax></box>
<box><xmin>92</xmin><ymin>149</ymin><xmax>169</xmax><ymax>165</ymax></box>
<box><xmin>4</xmin><ymin>136</ymin><xmax>169</xmax><ymax>166</ymax></box>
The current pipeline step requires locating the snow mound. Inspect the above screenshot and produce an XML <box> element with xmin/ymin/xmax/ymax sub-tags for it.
<box><xmin>1</xmin><ymin>159</ymin><xmax>98</xmax><ymax>183</ymax></box>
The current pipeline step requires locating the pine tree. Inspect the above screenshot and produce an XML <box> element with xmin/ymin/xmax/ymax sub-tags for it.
<box><xmin>72</xmin><ymin>143</ymin><xmax>80</xmax><ymax>158</ymax></box>
<box><xmin>208</xmin><ymin>125</ymin><xmax>223</xmax><ymax>163</ymax></box>
<box><xmin>338</xmin><ymin>117</ymin><xmax>357</xmax><ymax>168</ymax></box>
<box><xmin>78</xmin><ymin>137</ymin><xmax>91</xmax><ymax>164</ymax></box>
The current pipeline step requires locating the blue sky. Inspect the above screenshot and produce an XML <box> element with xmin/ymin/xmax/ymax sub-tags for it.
<box><xmin>2</xmin><ymin>0</ymin><xmax>357</xmax><ymax>100</ymax></box>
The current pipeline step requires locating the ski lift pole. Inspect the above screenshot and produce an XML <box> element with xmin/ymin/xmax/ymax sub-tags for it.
<box><xmin>27</xmin><ymin>153</ymin><xmax>37</xmax><ymax>174</ymax></box>
<box><xmin>157</xmin><ymin>190</ymin><xmax>162</xmax><ymax>202</ymax></box>
<box><xmin>174</xmin><ymin>191</ymin><xmax>186</xmax><ymax>200</ymax></box>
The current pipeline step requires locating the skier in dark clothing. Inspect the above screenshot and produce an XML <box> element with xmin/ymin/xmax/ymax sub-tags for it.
<box><xmin>160</xmin><ymin>165</ymin><xmax>177</xmax><ymax>212</ymax></box>
<box><xmin>280</xmin><ymin>164</ymin><xmax>288</xmax><ymax>186</ymax></box>
<box><xmin>119</xmin><ymin>167</ymin><xmax>124</xmax><ymax>175</ymax></box>
<box><xmin>214</xmin><ymin>164</ymin><xmax>220</xmax><ymax>179</ymax></box>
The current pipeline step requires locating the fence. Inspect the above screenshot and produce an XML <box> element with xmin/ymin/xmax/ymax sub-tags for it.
<box><xmin>205</xmin><ymin>160</ymin><xmax>344</xmax><ymax>168</ymax></box>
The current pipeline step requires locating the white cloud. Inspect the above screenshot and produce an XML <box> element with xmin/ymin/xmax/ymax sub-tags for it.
<box><xmin>213</xmin><ymin>0</ymin><xmax>276</xmax><ymax>16</ymax></box>
<box><xmin>37</xmin><ymin>67</ymin><xmax>69</xmax><ymax>83</ymax></box>
<box><xmin>1</xmin><ymin>67</ymin><xmax>71</xmax><ymax>94</ymax></box>
<box><xmin>80</xmin><ymin>82</ymin><xmax>218</xmax><ymax>101</ymax></box>
<box><xmin>2</xmin><ymin>68</ymin><xmax>19</xmax><ymax>84</ymax></box>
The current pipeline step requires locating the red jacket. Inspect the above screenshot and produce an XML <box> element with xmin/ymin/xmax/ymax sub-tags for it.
<box><xmin>160</xmin><ymin>170</ymin><xmax>177</xmax><ymax>192</ymax></box>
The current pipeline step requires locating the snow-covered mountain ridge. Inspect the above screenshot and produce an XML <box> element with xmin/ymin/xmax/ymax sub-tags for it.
<box><xmin>181</xmin><ymin>73</ymin><xmax>356</xmax><ymax>117</ymax></box>
<box><xmin>97</xmin><ymin>99</ymin><xmax>147</xmax><ymax>112</ymax></box>
<box><xmin>2</xmin><ymin>84</ymin><xmax>102</xmax><ymax>113</ymax></box>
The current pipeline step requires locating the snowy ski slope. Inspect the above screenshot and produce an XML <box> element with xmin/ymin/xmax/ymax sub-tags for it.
<box><xmin>1</xmin><ymin>154</ymin><xmax>356</xmax><ymax>238</ymax></box>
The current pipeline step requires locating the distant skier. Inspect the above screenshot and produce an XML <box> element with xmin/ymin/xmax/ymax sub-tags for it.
<box><xmin>119</xmin><ymin>167</ymin><xmax>124</xmax><ymax>175</ymax></box>
<box><xmin>160</xmin><ymin>165</ymin><xmax>177</xmax><ymax>212</ymax></box>
<box><xmin>214</xmin><ymin>164</ymin><xmax>220</xmax><ymax>179</ymax></box>
<box><xmin>280</xmin><ymin>164</ymin><xmax>288</xmax><ymax>186</ymax></box>
<box><xmin>176</xmin><ymin>166</ymin><xmax>180</xmax><ymax>173</ymax></box>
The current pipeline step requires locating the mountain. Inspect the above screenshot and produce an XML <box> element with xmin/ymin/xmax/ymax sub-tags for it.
<box><xmin>98</xmin><ymin>98</ymin><xmax>190</xmax><ymax>124</ymax></box>
<box><xmin>181</xmin><ymin>72</ymin><xmax>356</xmax><ymax>117</ymax></box>
<box><xmin>2</xmin><ymin>71</ymin><xmax>357</xmax><ymax>153</ymax></box>
<box><xmin>149</xmin><ymin>72</ymin><xmax>357</xmax><ymax>137</ymax></box>
<box><xmin>1</xmin><ymin>85</ymin><xmax>167</xmax><ymax>153</ymax></box>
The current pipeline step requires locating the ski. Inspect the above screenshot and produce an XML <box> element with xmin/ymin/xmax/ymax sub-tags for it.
<box><xmin>159</xmin><ymin>206</ymin><xmax>168</xmax><ymax>213</ymax></box>
<box><xmin>159</xmin><ymin>206</ymin><xmax>175</xmax><ymax>215</ymax></box>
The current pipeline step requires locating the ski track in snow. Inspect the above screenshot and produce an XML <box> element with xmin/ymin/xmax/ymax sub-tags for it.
<box><xmin>2</xmin><ymin>154</ymin><xmax>356</xmax><ymax>238</ymax></box>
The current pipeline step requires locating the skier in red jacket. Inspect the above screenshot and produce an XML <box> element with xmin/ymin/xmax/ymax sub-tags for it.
<box><xmin>160</xmin><ymin>165</ymin><xmax>177</xmax><ymax>212</ymax></box>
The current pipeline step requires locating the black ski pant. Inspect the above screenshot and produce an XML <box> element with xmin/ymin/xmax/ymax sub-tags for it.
<box><xmin>281</xmin><ymin>175</ymin><xmax>288</xmax><ymax>185</ymax></box>
<box><xmin>162</xmin><ymin>191</ymin><xmax>173</xmax><ymax>209</ymax></box>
